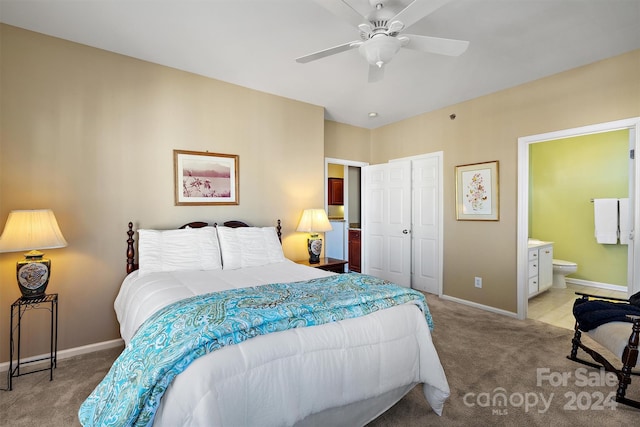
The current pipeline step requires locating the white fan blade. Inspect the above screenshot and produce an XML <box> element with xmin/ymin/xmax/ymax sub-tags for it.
<box><xmin>391</xmin><ymin>0</ymin><xmax>452</xmax><ymax>30</ymax></box>
<box><xmin>296</xmin><ymin>41</ymin><xmax>360</xmax><ymax>64</ymax></box>
<box><xmin>358</xmin><ymin>23</ymin><xmax>373</xmax><ymax>36</ymax></box>
<box><xmin>387</xmin><ymin>20</ymin><xmax>405</xmax><ymax>34</ymax></box>
<box><xmin>311</xmin><ymin>0</ymin><xmax>365</xmax><ymax>28</ymax></box>
<box><xmin>403</xmin><ymin>34</ymin><xmax>469</xmax><ymax>56</ymax></box>
<box><xmin>368</xmin><ymin>64</ymin><xmax>385</xmax><ymax>83</ymax></box>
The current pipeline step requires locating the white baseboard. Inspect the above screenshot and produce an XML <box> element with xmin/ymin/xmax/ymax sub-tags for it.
<box><xmin>566</xmin><ymin>278</ymin><xmax>628</xmax><ymax>293</ymax></box>
<box><xmin>440</xmin><ymin>294</ymin><xmax>519</xmax><ymax>318</ymax></box>
<box><xmin>0</xmin><ymin>338</ymin><xmax>123</xmax><ymax>373</ymax></box>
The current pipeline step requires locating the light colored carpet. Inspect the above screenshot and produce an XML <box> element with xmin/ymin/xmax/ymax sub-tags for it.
<box><xmin>1</xmin><ymin>294</ymin><xmax>639</xmax><ymax>426</ymax></box>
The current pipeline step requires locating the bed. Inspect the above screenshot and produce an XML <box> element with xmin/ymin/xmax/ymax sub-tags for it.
<box><xmin>79</xmin><ymin>220</ymin><xmax>450</xmax><ymax>426</ymax></box>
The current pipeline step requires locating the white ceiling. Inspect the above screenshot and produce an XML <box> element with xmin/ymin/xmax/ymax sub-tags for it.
<box><xmin>1</xmin><ymin>0</ymin><xmax>639</xmax><ymax>129</ymax></box>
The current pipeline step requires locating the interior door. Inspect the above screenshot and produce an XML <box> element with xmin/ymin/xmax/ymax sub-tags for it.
<box><xmin>363</xmin><ymin>161</ymin><xmax>412</xmax><ymax>287</ymax></box>
<box><xmin>411</xmin><ymin>156</ymin><xmax>441</xmax><ymax>294</ymax></box>
<box><xmin>628</xmin><ymin>126</ymin><xmax>637</xmax><ymax>296</ymax></box>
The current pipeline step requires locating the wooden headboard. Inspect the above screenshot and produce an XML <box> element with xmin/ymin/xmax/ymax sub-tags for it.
<box><xmin>126</xmin><ymin>219</ymin><xmax>282</xmax><ymax>274</ymax></box>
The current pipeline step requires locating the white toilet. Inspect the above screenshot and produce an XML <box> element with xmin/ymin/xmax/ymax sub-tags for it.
<box><xmin>552</xmin><ymin>259</ymin><xmax>578</xmax><ymax>288</ymax></box>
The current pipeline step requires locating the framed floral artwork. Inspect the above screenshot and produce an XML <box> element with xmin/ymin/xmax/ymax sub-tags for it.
<box><xmin>174</xmin><ymin>150</ymin><xmax>239</xmax><ymax>205</ymax></box>
<box><xmin>455</xmin><ymin>161</ymin><xmax>499</xmax><ymax>221</ymax></box>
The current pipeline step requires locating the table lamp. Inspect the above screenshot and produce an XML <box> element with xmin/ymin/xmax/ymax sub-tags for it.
<box><xmin>296</xmin><ymin>209</ymin><xmax>332</xmax><ymax>264</ymax></box>
<box><xmin>0</xmin><ymin>209</ymin><xmax>68</xmax><ymax>299</ymax></box>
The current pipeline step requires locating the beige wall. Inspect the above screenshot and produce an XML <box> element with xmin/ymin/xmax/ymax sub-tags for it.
<box><xmin>324</xmin><ymin>120</ymin><xmax>371</xmax><ymax>163</ymax></box>
<box><xmin>370</xmin><ymin>49</ymin><xmax>640</xmax><ymax>312</ymax></box>
<box><xmin>0</xmin><ymin>25</ymin><xmax>325</xmax><ymax>361</ymax></box>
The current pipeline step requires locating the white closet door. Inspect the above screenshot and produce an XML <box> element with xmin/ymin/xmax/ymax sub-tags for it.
<box><xmin>363</xmin><ymin>161</ymin><xmax>412</xmax><ymax>287</ymax></box>
<box><xmin>411</xmin><ymin>156</ymin><xmax>441</xmax><ymax>294</ymax></box>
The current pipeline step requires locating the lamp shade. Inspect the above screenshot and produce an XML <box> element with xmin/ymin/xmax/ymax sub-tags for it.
<box><xmin>296</xmin><ymin>209</ymin><xmax>333</xmax><ymax>234</ymax></box>
<box><xmin>0</xmin><ymin>209</ymin><xmax>68</xmax><ymax>253</ymax></box>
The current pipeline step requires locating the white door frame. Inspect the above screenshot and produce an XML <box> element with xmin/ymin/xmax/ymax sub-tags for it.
<box><xmin>517</xmin><ymin>118</ymin><xmax>640</xmax><ymax>320</ymax></box>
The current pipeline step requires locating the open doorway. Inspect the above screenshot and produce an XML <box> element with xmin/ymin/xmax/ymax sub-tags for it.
<box><xmin>517</xmin><ymin>118</ymin><xmax>640</xmax><ymax>323</ymax></box>
<box><xmin>324</xmin><ymin>158</ymin><xmax>368</xmax><ymax>271</ymax></box>
<box><xmin>526</xmin><ymin>129</ymin><xmax>629</xmax><ymax>329</ymax></box>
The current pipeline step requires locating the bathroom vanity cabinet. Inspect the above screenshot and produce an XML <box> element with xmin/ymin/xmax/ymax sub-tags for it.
<box><xmin>528</xmin><ymin>242</ymin><xmax>553</xmax><ymax>298</ymax></box>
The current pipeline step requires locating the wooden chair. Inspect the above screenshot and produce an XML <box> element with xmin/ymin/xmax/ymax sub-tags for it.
<box><xmin>567</xmin><ymin>292</ymin><xmax>640</xmax><ymax>409</ymax></box>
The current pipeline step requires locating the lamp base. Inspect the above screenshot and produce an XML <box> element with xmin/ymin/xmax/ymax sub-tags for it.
<box><xmin>16</xmin><ymin>253</ymin><xmax>51</xmax><ymax>299</ymax></box>
<box><xmin>307</xmin><ymin>236</ymin><xmax>322</xmax><ymax>264</ymax></box>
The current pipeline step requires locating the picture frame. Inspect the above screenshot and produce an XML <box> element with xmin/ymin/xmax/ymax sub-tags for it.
<box><xmin>455</xmin><ymin>160</ymin><xmax>499</xmax><ymax>221</ymax></box>
<box><xmin>174</xmin><ymin>149</ymin><xmax>239</xmax><ymax>205</ymax></box>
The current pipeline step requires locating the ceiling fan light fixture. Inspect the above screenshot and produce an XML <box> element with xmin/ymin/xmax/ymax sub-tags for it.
<box><xmin>358</xmin><ymin>35</ymin><xmax>401</xmax><ymax>68</ymax></box>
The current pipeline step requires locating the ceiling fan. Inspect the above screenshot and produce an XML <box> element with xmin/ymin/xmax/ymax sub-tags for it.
<box><xmin>296</xmin><ymin>0</ymin><xmax>469</xmax><ymax>82</ymax></box>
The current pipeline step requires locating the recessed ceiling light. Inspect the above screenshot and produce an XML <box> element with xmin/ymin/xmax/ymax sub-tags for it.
<box><xmin>368</xmin><ymin>112</ymin><xmax>378</xmax><ymax>118</ymax></box>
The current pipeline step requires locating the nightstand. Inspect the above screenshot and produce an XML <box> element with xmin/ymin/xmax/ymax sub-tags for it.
<box><xmin>295</xmin><ymin>257</ymin><xmax>348</xmax><ymax>273</ymax></box>
<box><xmin>9</xmin><ymin>293</ymin><xmax>58</xmax><ymax>390</ymax></box>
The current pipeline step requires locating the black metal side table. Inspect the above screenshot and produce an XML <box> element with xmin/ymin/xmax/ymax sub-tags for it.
<box><xmin>9</xmin><ymin>293</ymin><xmax>58</xmax><ymax>390</ymax></box>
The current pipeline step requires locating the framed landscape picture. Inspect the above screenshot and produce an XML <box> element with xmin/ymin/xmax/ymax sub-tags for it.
<box><xmin>174</xmin><ymin>150</ymin><xmax>239</xmax><ymax>205</ymax></box>
<box><xmin>455</xmin><ymin>160</ymin><xmax>499</xmax><ymax>221</ymax></box>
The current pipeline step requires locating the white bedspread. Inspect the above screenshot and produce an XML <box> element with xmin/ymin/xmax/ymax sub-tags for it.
<box><xmin>113</xmin><ymin>260</ymin><xmax>450</xmax><ymax>426</ymax></box>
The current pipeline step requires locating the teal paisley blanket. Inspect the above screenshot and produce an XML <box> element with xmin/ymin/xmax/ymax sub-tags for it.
<box><xmin>78</xmin><ymin>273</ymin><xmax>433</xmax><ymax>426</ymax></box>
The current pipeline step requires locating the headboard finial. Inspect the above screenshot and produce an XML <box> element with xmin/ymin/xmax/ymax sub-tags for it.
<box><xmin>126</xmin><ymin>222</ymin><xmax>135</xmax><ymax>274</ymax></box>
<box><xmin>277</xmin><ymin>219</ymin><xmax>282</xmax><ymax>243</ymax></box>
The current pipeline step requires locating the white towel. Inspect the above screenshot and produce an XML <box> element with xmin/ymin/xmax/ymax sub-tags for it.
<box><xmin>593</xmin><ymin>198</ymin><xmax>618</xmax><ymax>244</ymax></box>
<box><xmin>619</xmin><ymin>198</ymin><xmax>630</xmax><ymax>245</ymax></box>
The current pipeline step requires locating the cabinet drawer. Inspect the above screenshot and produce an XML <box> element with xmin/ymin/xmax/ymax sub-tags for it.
<box><xmin>528</xmin><ymin>260</ymin><xmax>538</xmax><ymax>277</ymax></box>
<box><xmin>319</xmin><ymin>263</ymin><xmax>346</xmax><ymax>274</ymax></box>
<box><xmin>528</xmin><ymin>276</ymin><xmax>539</xmax><ymax>295</ymax></box>
<box><xmin>528</xmin><ymin>249</ymin><xmax>538</xmax><ymax>261</ymax></box>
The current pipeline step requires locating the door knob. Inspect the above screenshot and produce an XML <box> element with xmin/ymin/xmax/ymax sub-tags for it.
<box><xmin>402</xmin><ymin>229</ymin><xmax>409</xmax><ymax>234</ymax></box>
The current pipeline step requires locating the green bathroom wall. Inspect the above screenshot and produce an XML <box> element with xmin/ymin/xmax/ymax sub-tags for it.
<box><xmin>530</xmin><ymin>129</ymin><xmax>629</xmax><ymax>287</ymax></box>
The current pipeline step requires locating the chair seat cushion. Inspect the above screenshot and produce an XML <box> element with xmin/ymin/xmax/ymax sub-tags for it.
<box><xmin>587</xmin><ymin>321</ymin><xmax>633</xmax><ymax>359</ymax></box>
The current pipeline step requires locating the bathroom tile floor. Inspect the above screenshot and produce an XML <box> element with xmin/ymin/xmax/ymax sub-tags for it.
<box><xmin>527</xmin><ymin>283</ymin><xmax>628</xmax><ymax>330</ymax></box>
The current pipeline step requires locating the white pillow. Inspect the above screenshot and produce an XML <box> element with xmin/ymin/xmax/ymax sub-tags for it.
<box><xmin>216</xmin><ymin>226</ymin><xmax>285</xmax><ymax>270</ymax></box>
<box><xmin>138</xmin><ymin>226</ymin><xmax>222</xmax><ymax>276</ymax></box>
